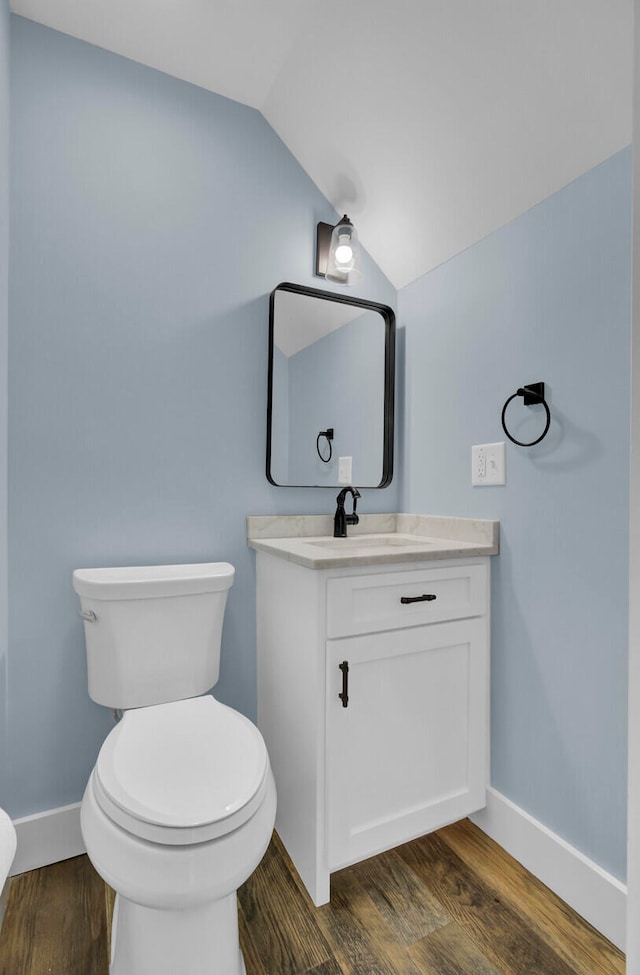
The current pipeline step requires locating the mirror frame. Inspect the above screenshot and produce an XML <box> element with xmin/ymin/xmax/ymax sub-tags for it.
<box><xmin>267</xmin><ymin>281</ymin><xmax>395</xmax><ymax>488</ymax></box>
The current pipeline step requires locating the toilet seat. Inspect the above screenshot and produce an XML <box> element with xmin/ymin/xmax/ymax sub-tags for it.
<box><xmin>93</xmin><ymin>695</ymin><xmax>269</xmax><ymax>845</ymax></box>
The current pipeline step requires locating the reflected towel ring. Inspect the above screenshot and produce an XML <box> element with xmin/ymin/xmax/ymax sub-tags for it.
<box><xmin>501</xmin><ymin>382</ymin><xmax>551</xmax><ymax>447</ymax></box>
<box><xmin>316</xmin><ymin>427</ymin><xmax>334</xmax><ymax>463</ymax></box>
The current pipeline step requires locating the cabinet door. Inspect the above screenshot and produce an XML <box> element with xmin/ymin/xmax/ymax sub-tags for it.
<box><xmin>327</xmin><ymin>618</ymin><xmax>488</xmax><ymax>871</ymax></box>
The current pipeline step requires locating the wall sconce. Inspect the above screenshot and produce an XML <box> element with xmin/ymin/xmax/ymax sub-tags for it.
<box><xmin>315</xmin><ymin>214</ymin><xmax>362</xmax><ymax>285</ymax></box>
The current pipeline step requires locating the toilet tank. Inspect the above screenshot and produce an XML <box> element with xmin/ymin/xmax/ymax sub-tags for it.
<box><xmin>73</xmin><ymin>563</ymin><xmax>235</xmax><ymax>710</ymax></box>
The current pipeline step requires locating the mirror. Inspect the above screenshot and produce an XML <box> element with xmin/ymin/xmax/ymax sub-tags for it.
<box><xmin>267</xmin><ymin>282</ymin><xmax>395</xmax><ymax>488</ymax></box>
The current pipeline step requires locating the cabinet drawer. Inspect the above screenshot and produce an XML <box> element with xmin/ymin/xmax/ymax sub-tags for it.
<box><xmin>327</xmin><ymin>562</ymin><xmax>487</xmax><ymax>637</ymax></box>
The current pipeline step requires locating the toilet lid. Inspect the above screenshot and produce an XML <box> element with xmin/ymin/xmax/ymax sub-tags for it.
<box><xmin>94</xmin><ymin>696</ymin><xmax>268</xmax><ymax>841</ymax></box>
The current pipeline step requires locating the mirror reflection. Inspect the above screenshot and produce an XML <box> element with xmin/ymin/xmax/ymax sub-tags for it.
<box><xmin>267</xmin><ymin>283</ymin><xmax>395</xmax><ymax>488</ymax></box>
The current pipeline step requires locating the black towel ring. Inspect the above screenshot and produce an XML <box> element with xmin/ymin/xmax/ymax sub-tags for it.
<box><xmin>501</xmin><ymin>382</ymin><xmax>551</xmax><ymax>447</ymax></box>
<box><xmin>316</xmin><ymin>427</ymin><xmax>334</xmax><ymax>463</ymax></box>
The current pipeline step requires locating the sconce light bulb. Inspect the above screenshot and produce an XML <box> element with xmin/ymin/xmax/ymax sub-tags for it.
<box><xmin>334</xmin><ymin>237</ymin><xmax>354</xmax><ymax>266</ymax></box>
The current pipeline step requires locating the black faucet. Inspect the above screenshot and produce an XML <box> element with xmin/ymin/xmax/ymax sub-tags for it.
<box><xmin>334</xmin><ymin>486</ymin><xmax>361</xmax><ymax>538</ymax></box>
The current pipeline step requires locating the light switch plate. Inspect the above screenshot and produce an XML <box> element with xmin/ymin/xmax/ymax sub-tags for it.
<box><xmin>472</xmin><ymin>442</ymin><xmax>506</xmax><ymax>486</ymax></box>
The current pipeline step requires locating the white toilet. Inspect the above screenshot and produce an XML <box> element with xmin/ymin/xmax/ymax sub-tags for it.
<box><xmin>73</xmin><ymin>562</ymin><xmax>276</xmax><ymax>975</ymax></box>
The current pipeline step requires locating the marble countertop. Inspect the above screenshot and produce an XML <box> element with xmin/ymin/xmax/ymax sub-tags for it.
<box><xmin>247</xmin><ymin>513</ymin><xmax>499</xmax><ymax>570</ymax></box>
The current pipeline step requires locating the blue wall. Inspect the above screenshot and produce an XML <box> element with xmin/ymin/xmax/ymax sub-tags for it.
<box><xmin>400</xmin><ymin>149</ymin><xmax>631</xmax><ymax>880</ymax></box>
<box><xmin>6</xmin><ymin>16</ymin><xmax>397</xmax><ymax>819</ymax></box>
<box><xmin>0</xmin><ymin>0</ymin><xmax>9</xmax><ymax>805</ymax></box>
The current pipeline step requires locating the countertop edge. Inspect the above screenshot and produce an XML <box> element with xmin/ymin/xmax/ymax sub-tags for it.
<box><xmin>248</xmin><ymin>528</ymin><xmax>499</xmax><ymax>570</ymax></box>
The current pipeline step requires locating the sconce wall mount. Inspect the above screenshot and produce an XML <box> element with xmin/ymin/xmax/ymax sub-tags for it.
<box><xmin>315</xmin><ymin>214</ymin><xmax>362</xmax><ymax>285</ymax></box>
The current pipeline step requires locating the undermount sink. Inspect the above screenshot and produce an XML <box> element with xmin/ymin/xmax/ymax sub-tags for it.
<box><xmin>307</xmin><ymin>533</ymin><xmax>435</xmax><ymax>551</ymax></box>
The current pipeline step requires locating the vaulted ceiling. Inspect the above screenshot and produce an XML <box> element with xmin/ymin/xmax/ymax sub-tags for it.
<box><xmin>10</xmin><ymin>0</ymin><xmax>634</xmax><ymax>289</ymax></box>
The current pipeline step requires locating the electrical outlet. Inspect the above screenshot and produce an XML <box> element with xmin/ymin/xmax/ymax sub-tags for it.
<box><xmin>338</xmin><ymin>456</ymin><xmax>352</xmax><ymax>484</ymax></box>
<box><xmin>472</xmin><ymin>442</ymin><xmax>506</xmax><ymax>486</ymax></box>
<box><xmin>472</xmin><ymin>445</ymin><xmax>486</xmax><ymax>484</ymax></box>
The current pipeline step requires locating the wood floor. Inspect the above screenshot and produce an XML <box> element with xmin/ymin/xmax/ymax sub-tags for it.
<box><xmin>0</xmin><ymin>819</ymin><xmax>625</xmax><ymax>975</ymax></box>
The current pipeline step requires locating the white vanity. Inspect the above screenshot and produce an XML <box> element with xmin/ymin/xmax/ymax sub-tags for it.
<box><xmin>248</xmin><ymin>513</ymin><xmax>499</xmax><ymax>906</ymax></box>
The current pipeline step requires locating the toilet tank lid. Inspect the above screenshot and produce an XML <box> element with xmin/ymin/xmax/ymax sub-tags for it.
<box><xmin>73</xmin><ymin>562</ymin><xmax>235</xmax><ymax>600</ymax></box>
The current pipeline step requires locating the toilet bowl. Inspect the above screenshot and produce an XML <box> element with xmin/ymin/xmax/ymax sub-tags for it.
<box><xmin>74</xmin><ymin>563</ymin><xmax>276</xmax><ymax>975</ymax></box>
<box><xmin>81</xmin><ymin>697</ymin><xmax>276</xmax><ymax>975</ymax></box>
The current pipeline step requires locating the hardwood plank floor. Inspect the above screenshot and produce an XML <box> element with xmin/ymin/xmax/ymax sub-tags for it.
<box><xmin>0</xmin><ymin>819</ymin><xmax>625</xmax><ymax>975</ymax></box>
<box><xmin>441</xmin><ymin>820</ymin><xmax>624</xmax><ymax>975</ymax></box>
<box><xmin>0</xmin><ymin>854</ymin><xmax>109</xmax><ymax>975</ymax></box>
<box><xmin>397</xmin><ymin>831</ymin><xmax>580</xmax><ymax>975</ymax></box>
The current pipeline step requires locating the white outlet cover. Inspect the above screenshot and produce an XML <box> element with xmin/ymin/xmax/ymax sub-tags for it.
<box><xmin>472</xmin><ymin>442</ymin><xmax>506</xmax><ymax>486</ymax></box>
<box><xmin>338</xmin><ymin>456</ymin><xmax>352</xmax><ymax>484</ymax></box>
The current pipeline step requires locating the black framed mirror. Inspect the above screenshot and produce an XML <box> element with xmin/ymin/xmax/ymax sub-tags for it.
<box><xmin>267</xmin><ymin>282</ymin><xmax>395</xmax><ymax>488</ymax></box>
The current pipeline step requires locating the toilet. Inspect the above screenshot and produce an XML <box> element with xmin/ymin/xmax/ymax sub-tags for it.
<box><xmin>73</xmin><ymin>562</ymin><xmax>276</xmax><ymax>975</ymax></box>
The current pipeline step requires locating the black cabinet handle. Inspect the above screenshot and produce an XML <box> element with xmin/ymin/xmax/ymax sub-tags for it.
<box><xmin>338</xmin><ymin>661</ymin><xmax>349</xmax><ymax>708</ymax></box>
<box><xmin>400</xmin><ymin>593</ymin><xmax>437</xmax><ymax>604</ymax></box>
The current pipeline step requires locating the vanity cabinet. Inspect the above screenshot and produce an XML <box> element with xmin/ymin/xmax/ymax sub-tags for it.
<box><xmin>255</xmin><ymin>552</ymin><xmax>489</xmax><ymax>906</ymax></box>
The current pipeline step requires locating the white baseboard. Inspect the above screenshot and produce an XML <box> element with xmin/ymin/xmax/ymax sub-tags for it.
<box><xmin>11</xmin><ymin>802</ymin><xmax>85</xmax><ymax>876</ymax></box>
<box><xmin>471</xmin><ymin>787</ymin><xmax>626</xmax><ymax>952</ymax></box>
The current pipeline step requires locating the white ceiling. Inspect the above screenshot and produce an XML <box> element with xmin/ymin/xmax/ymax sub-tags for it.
<box><xmin>10</xmin><ymin>0</ymin><xmax>634</xmax><ymax>289</ymax></box>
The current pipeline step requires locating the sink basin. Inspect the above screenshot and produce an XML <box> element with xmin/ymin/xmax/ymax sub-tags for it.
<box><xmin>307</xmin><ymin>533</ymin><xmax>435</xmax><ymax>551</ymax></box>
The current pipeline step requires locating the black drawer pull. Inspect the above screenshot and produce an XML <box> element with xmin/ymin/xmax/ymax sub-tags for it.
<box><xmin>400</xmin><ymin>593</ymin><xmax>437</xmax><ymax>604</ymax></box>
<box><xmin>338</xmin><ymin>661</ymin><xmax>349</xmax><ymax>708</ymax></box>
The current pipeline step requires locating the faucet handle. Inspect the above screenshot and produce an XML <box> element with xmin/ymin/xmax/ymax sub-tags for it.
<box><xmin>351</xmin><ymin>490</ymin><xmax>359</xmax><ymax>517</ymax></box>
